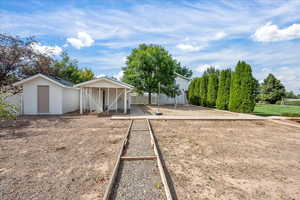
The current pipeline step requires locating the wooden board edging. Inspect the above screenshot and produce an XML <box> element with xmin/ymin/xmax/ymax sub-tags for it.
<box><xmin>147</xmin><ymin>119</ymin><xmax>173</xmax><ymax>200</ymax></box>
<box><xmin>103</xmin><ymin>120</ymin><xmax>133</xmax><ymax>200</ymax></box>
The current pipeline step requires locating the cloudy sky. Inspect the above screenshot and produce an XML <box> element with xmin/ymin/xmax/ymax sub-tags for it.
<box><xmin>1</xmin><ymin>0</ymin><xmax>300</xmax><ymax>93</ymax></box>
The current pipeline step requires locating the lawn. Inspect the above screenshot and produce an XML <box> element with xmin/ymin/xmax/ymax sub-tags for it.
<box><xmin>254</xmin><ymin>104</ymin><xmax>300</xmax><ymax>116</ymax></box>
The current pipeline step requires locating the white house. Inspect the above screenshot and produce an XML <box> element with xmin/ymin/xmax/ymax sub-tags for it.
<box><xmin>130</xmin><ymin>72</ymin><xmax>191</xmax><ymax>105</ymax></box>
<box><xmin>13</xmin><ymin>74</ymin><xmax>133</xmax><ymax>115</ymax></box>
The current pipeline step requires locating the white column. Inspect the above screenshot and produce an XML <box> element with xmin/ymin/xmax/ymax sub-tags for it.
<box><xmin>108</xmin><ymin>88</ymin><xmax>110</xmax><ymax>111</ymax></box>
<box><xmin>80</xmin><ymin>88</ymin><xmax>83</xmax><ymax>114</ymax></box>
<box><xmin>115</xmin><ymin>88</ymin><xmax>118</xmax><ymax>112</ymax></box>
<box><xmin>98</xmin><ymin>88</ymin><xmax>101</xmax><ymax>112</ymax></box>
<box><xmin>124</xmin><ymin>88</ymin><xmax>127</xmax><ymax>113</ymax></box>
<box><xmin>89</xmin><ymin>88</ymin><xmax>92</xmax><ymax>112</ymax></box>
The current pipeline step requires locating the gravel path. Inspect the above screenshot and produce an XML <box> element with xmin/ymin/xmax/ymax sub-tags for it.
<box><xmin>110</xmin><ymin>160</ymin><xmax>166</xmax><ymax>200</ymax></box>
<box><xmin>131</xmin><ymin>120</ymin><xmax>148</xmax><ymax>130</ymax></box>
<box><xmin>124</xmin><ymin>130</ymin><xmax>155</xmax><ymax>156</ymax></box>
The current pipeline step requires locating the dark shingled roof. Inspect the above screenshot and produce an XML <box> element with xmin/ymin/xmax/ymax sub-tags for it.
<box><xmin>46</xmin><ymin>75</ymin><xmax>74</xmax><ymax>87</ymax></box>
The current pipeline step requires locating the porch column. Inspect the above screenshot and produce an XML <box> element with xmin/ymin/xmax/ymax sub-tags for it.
<box><xmin>80</xmin><ymin>87</ymin><xmax>83</xmax><ymax>114</ymax></box>
<box><xmin>124</xmin><ymin>88</ymin><xmax>127</xmax><ymax>113</ymax></box>
<box><xmin>98</xmin><ymin>88</ymin><xmax>101</xmax><ymax>112</ymax></box>
<box><xmin>115</xmin><ymin>88</ymin><xmax>118</xmax><ymax>112</ymax></box>
<box><xmin>108</xmin><ymin>88</ymin><xmax>110</xmax><ymax>111</ymax></box>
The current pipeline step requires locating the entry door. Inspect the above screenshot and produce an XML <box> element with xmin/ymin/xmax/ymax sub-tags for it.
<box><xmin>37</xmin><ymin>86</ymin><xmax>49</xmax><ymax>113</ymax></box>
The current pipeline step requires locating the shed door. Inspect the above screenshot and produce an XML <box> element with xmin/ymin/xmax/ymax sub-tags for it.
<box><xmin>37</xmin><ymin>86</ymin><xmax>49</xmax><ymax>113</ymax></box>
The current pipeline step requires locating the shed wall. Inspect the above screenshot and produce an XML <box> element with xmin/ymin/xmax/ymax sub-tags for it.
<box><xmin>62</xmin><ymin>88</ymin><xmax>80</xmax><ymax>113</ymax></box>
<box><xmin>23</xmin><ymin>77</ymin><xmax>63</xmax><ymax>114</ymax></box>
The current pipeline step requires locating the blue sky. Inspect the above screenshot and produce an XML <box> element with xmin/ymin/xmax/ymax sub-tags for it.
<box><xmin>1</xmin><ymin>0</ymin><xmax>300</xmax><ymax>93</ymax></box>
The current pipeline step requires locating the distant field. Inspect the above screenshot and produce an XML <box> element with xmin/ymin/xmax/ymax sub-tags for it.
<box><xmin>254</xmin><ymin>104</ymin><xmax>300</xmax><ymax>116</ymax></box>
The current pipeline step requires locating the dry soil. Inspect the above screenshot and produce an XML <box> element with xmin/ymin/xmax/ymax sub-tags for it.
<box><xmin>0</xmin><ymin>115</ymin><xmax>129</xmax><ymax>200</ymax></box>
<box><xmin>151</xmin><ymin>120</ymin><xmax>300</xmax><ymax>200</ymax></box>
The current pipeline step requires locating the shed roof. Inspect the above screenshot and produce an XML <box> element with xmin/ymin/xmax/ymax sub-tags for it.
<box><xmin>13</xmin><ymin>73</ymin><xmax>75</xmax><ymax>88</ymax></box>
<box><xmin>74</xmin><ymin>76</ymin><xmax>134</xmax><ymax>89</ymax></box>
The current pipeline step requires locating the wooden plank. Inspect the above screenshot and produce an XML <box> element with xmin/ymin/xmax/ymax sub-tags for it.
<box><xmin>120</xmin><ymin>156</ymin><xmax>157</xmax><ymax>161</ymax></box>
<box><xmin>103</xmin><ymin>120</ymin><xmax>133</xmax><ymax>200</ymax></box>
<box><xmin>147</xmin><ymin>119</ymin><xmax>173</xmax><ymax>200</ymax></box>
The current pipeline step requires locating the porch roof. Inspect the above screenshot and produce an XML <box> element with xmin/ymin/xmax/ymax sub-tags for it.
<box><xmin>74</xmin><ymin>77</ymin><xmax>134</xmax><ymax>89</ymax></box>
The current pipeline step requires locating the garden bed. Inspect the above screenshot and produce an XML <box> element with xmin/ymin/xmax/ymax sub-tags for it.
<box><xmin>0</xmin><ymin>115</ymin><xmax>129</xmax><ymax>200</ymax></box>
<box><xmin>151</xmin><ymin>120</ymin><xmax>300</xmax><ymax>200</ymax></box>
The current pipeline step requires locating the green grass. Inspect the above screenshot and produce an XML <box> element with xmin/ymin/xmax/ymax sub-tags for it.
<box><xmin>254</xmin><ymin>104</ymin><xmax>300</xmax><ymax>117</ymax></box>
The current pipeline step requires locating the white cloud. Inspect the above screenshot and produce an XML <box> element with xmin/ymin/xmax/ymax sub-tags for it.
<box><xmin>195</xmin><ymin>64</ymin><xmax>220</xmax><ymax>73</ymax></box>
<box><xmin>176</xmin><ymin>44</ymin><xmax>203</xmax><ymax>52</ymax></box>
<box><xmin>30</xmin><ymin>42</ymin><xmax>62</xmax><ymax>56</ymax></box>
<box><xmin>95</xmin><ymin>74</ymin><xmax>105</xmax><ymax>78</ymax></box>
<box><xmin>253</xmin><ymin>22</ymin><xmax>300</xmax><ymax>42</ymax></box>
<box><xmin>67</xmin><ymin>32</ymin><xmax>94</xmax><ymax>49</ymax></box>
<box><xmin>114</xmin><ymin>71</ymin><xmax>124</xmax><ymax>80</ymax></box>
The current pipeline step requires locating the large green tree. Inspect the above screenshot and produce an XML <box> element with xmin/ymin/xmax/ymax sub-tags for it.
<box><xmin>174</xmin><ymin>62</ymin><xmax>193</xmax><ymax>78</ymax></box>
<box><xmin>52</xmin><ymin>52</ymin><xmax>94</xmax><ymax>84</ymax></box>
<box><xmin>123</xmin><ymin>44</ymin><xmax>179</xmax><ymax>104</ymax></box>
<box><xmin>229</xmin><ymin>61</ymin><xmax>256</xmax><ymax>113</ymax></box>
<box><xmin>207</xmin><ymin>73</ymin><xmax>219</xmax><ymax>107</ymax></box>
<box><xmin>259</xmin><ymin>73</ymin><xmax>286</xmax><ymax>104</ymax></box>
<box><xmin>216</xmin><ymin>69</ymin><xmax>231</xmax><ymax>110</ymax></box>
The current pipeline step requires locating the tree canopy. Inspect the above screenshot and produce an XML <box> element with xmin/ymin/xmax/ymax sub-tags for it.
<box><xmin>0</xmin><ymin>34</ymin><xmax>94</xmax><ymax>93</ymax></box>
<box><xmin>123</xmin><ymin>44</ymin><xmax>188</xmax><ymax>104</ymax></box>
<box><xmin>259</xmin><ymin>73</ymin><xmax>286</xmax><ymax>104</ymax></box>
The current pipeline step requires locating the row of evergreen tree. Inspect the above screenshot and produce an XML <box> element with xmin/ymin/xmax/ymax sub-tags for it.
<box><xmin>188</xmin><ymin>61</ymin><xmax>257</xmax><ymax>113</ymax></box>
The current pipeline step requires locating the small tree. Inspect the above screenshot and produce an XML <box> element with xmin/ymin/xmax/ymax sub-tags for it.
<box><xmin>207</xmin><ymin>73</ymin><xmax>218</xmax><ymax>107</ymax></box>
<box><xmin>216</xmin><ymin>69</ymin><xmax>231</xmax><ymax>110</ymax></box>
<box><xmin>259</xmin><ymin>73</ymin><xmax>286</xmax><ymax>104</ymax></box>
<box><xmin>229</xmin><ymin>61</ymin><xmax>256</xmax><ymax>113</ymax></box>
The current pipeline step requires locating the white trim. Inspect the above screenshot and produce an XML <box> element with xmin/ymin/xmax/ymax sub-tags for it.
<box><xmin>13</xmin><ymin>73</ymin><xmax>76</xmax><ymax>89</ymax></box>
<box><xmin>74</xmin><ymin>77</ymin><xmax>133</xmax><ymax>89</ymax></box>
<box><xmin>174</xmin><ymin>72</ymin><xmax>191</xmax><ymax>81</ymax></box>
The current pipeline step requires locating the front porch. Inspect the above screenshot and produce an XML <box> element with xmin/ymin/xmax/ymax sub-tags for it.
<box><xmin>74</xmin><ymin>77</ymin><xmax>133</xmax><ymax>114</ymax></box>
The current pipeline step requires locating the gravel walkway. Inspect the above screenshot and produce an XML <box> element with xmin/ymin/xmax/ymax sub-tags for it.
<box><xmin>124</xmin><ymin>130</ymin><xmax>155</xmax><ymax>156</ymax></box>
<box><xmin>110</xmin><ymin>160</ymin><xmax>166</xmax><ymax>200</ymax></box>
<box><xmin>131</xmin><ymin>120</ymin><xmax>148</xmax><ymax>130</ymax></box>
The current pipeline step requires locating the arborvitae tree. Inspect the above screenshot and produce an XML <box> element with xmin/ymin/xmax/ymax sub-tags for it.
<box><xmin>207</xmin><ymin>73</ymin><xmax>219</xmax><ymax>107</ymax></box>
<box><xmin>196</xmin><ymin>77</ymin><xmax>202</xmax><ymax>105</ymax></box>
<box><xmin>200</xmin><ymin>75</ymin><xmax>209</xmax><ymax>106</ymax></box>
<box><xmin>216</xmin><ymin>69</ymin><xmax>231</xmax><ymax>110</ymax></box>
<box><xmin>229</xmin><ymin>61</ymin><xmax>256</xmax><ymax>113</ymax></box>
<box><xmin>188</xmin><ymin>79</ymin><xmax>197</xmax><ymax>105</ymax></box>
<box><xmin>193</xmin><ymin>78</ymin><xmax>201</xmax><ymax>105</ymax></box>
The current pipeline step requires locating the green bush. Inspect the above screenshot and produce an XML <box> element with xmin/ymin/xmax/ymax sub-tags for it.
<box><xmin>284</xmin><ymin>101</ymin><xmax>300</xmax><ymax>106</ymax></box>
<box><xmin>281</xmin><ymin>113</ymin><xmax>300</xmax><ymax>117</ymax></box>
<box><xmin>0</xmin><ymin>94</ymin><xmax>18</xmax><ymax>120</ymax></box>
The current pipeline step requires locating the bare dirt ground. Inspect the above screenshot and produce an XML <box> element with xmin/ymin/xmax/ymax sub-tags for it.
<box><xmin>0</xmin><ymin>115</ymin><xmax>130</xmax><ymax>200</ymax></box>
<box><xmin>144</xmin><ymin>105</ymin><xmax>240</xmax><ymax>117</ymax></box>
<box><xmin>151</xmin><ymin>120</ymin><xmax>300</xmax><ymax>200</ymax></box>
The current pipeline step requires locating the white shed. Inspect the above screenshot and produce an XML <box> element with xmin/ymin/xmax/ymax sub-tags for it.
<box><xmin>13</xmin><ymin>74</ymin><xmax>80</xmax><ymax>115</ymax></box>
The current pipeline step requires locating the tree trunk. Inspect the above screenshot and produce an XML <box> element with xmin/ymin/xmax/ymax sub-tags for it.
<box><xmin>148</xmin><ymin>92</ymin><xmax>152</xmax><ymax>105</ymax></box>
